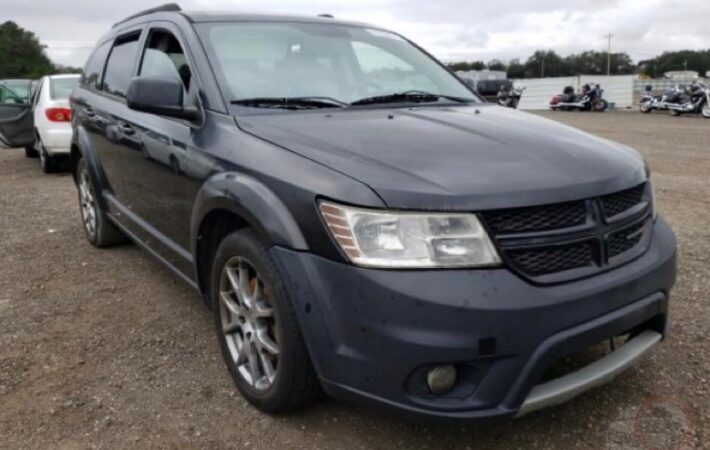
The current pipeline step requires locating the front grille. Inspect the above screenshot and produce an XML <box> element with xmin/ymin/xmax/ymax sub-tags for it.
<box><xmin>601</xmin><ymin>184</ymin><xmax>646</xmax><ymax>218</ymax></box>
<box><xmin>481</xmin><ymin>201</ymin><xmax>587</xmax><ymax>234</ymax></box>
<box><xmin>481</xmin><ymin>183</ymin><xmax>651</xmax><ymax>282</ymax></box>
<box><xmin>507</xmin><ymin>242</ymin><xmax>594</xmax><ymax>276</ymax></box>
<box><xmin>608</xmin><ymin>221</ymin><xmax>646</xmax><ymax>258</ymax></box>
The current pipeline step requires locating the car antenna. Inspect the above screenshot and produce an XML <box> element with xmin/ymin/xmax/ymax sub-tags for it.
<box><xmin>318</xmin><ymin>14</ymin><xmax>334</xmax><ymax>18</ymax></box>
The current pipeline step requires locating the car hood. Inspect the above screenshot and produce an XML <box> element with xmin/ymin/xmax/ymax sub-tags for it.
<box><xmin>236</xmin><ymin>104</ymin><xmax>647</xmax><ymax>210</ymax></box>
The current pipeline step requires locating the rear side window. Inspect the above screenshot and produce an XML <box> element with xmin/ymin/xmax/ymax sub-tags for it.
<box><xmin>81</xmin><ymin>41</ymin><xmax>111</xmax><ymax>89</ymax></box>
<box><xmin>50</xmin><ymin>77</ymin><xmax>79</xmax><ymax>100</ymax></box>
<box><xmin>102</xmin><ymin>33</ymin><xmax>141</xmax><ymax>98</ymax></box>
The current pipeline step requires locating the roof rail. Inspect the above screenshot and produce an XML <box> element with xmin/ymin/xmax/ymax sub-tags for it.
<box><xmin>113</xmin><ymin>3</ymin><xmax>182</xmax><ymax>28</ymax></box>
<box><xmin>318</xmin><ymin>14</ymin><xmax>334</xmax><ymax>18</ymax></box>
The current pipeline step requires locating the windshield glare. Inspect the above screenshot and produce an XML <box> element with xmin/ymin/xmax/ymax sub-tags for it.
<box><xmin>197</xmin><ymin>22</ymin><xmax>477</xmax><ymax>106</ymax></box>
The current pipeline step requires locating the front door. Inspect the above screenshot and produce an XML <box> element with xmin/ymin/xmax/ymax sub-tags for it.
<box><xmin>0</xmin><ymin>83</ymin><xmax>34</xmax><ymax>148</ymax></box>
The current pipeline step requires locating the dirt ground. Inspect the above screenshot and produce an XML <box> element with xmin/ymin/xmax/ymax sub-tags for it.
<box><xmin>0</xmin><ymin>111</ymin><xmax>708</xmax><ymax>450</ymax></box>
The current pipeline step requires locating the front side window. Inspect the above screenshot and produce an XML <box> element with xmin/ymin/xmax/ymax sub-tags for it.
<box><xmin>102</xmin><ymin>33</ymin><xmax>141</xmax><ymax>98</ymax></box>
<box><xmin>138</xmin><ymin>30</ymin><xmax>192</xmax><ymax>104</ymax></box>
<box><xmin>196</xmin><ymin>22</ymin><xmax>477</xmax><ymax>106</ymax></box>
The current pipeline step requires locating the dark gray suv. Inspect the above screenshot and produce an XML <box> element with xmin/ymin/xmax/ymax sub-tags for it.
<box><xmin>21</xmin><ymin>4</ymin><xmax>677</xmax><ymax>422</ymax></box>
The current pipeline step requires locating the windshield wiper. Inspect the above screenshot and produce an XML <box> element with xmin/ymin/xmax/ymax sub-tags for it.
<box><xmin>350</xmin><ymin>90</ymin><xmax>471</xmax><ymax>106</ymax></box>
<box><xmin>231</xmin><ymin>96</ymin><xmax>348</xmax><ymax>110</ymax></box>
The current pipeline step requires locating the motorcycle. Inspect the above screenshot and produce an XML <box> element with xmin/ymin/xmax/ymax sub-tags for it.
<box><xmin>639</xmin><ymin>84</ymin><xmax>686</xmax><ymax>113</ymax></box>
<box><xmin>666</xmin><ymin>81</ymin><xmax>710</xmax><ymax>118</ymax></box>
<box><xmin>550</xmin><ymin>84</ymin><xmax>608</xmax><ymax>112</ymax></box>
<box><xmin>497</xmin><ymin>83</ymin><xmax>526</xmax><ymax>109</ymax></box>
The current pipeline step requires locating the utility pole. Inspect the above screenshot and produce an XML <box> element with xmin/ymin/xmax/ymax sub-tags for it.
<box><xmin>604</xmin><ymin>33</ymin><xmax>613</xmax><ymax>76</ymax></box>
<box><xmin>541</xmin><ymin>56</ymin><xmax>545</xmax><ymax>78</ymax></box>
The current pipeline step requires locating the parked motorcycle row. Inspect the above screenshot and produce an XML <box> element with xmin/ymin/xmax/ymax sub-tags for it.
<box><xmin>492</xmin><ymin>78</ymin><xmax>709</xmax><ymax>118</ymax></box>
<box><xmin>495</xmin><ymin>82</ymin><xmax>611</xmax><ymax>112</ymax></box>
<box><xmin>639</xmin><ymin>81</ymin><xmax>710</xmax><ymax>118</ymax></box>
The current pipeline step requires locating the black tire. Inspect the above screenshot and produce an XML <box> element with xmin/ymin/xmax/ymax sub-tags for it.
<box><xmin>25</xmin><ymin>145</ymin><xmax>39</xmax><ymax>158</ymax></box>
<box><xmin>211</xmin><ymin>228</ymin><xmax>321</xmax><ymax>413</ymax></box>
<box><xmin>639</xmin><ymin>102</ymin><xmax>652</xmax><ymax>113</ymax></box>
<box><xmin>76</xmin><ymin>158</ymin><xmax>128</xmax><ymax>247</ymax></box>
<box><xmin>592</xmin><ymin>99</ymin><xmax>608</xmax><ymax>112</ymax></box>
<box><xmin>40</xmin><ymin>147</ymin><xmax>59</xmax><ymax>174</ymax></box>
<box><xmin>670</xmin><ymin>109</ymin><xmax>681</xmax><ymax>117</ymax></box>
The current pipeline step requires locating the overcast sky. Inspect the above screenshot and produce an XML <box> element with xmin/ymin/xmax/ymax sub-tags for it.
<box><xmin>5</xmin><ymin>0</ymin><xmax>709</xmax><ymax>68</ymax></box>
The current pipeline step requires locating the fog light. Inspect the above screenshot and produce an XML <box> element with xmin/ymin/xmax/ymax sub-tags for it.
<box><xmin>426</xmin><ymin>365</ymin><xmax>457</xmax><ymax>394</ymax></box>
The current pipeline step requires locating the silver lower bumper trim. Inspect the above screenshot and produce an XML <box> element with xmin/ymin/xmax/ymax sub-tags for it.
<box><xmin>517</xmin><ymin>330</ymin><xmax>662</xmax><ymax>417</ymax></box>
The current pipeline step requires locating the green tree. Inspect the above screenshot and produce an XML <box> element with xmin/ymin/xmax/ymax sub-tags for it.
<box><xmin>447</xmin><ymin>61</ymin><xmax>486</xmax><ymax>72</ymax></box>
<box><xmin>638</xmin><ymin>50</ymin><xmax>710</xmax><ymax>77</ymax></box>
<box><xmin>0</xmin><ymin>21</ymin><xmax>54</xmax><ymax>78</ymax></box>
<box><xmin>565</xmin><ymin>51</ymin><xmax>636</xmax><ymax>75</ymax></box>
<box><xmin>507</xmin><ymin>58</ymin><xmax>526</xmax><ymax>79</ymax></box>
<box><xmin>487</xmin><ymin>59</ymin><xmax>507</xmax><ymax>72</ymax></box>
<box><xmin>524</xmin><ymin>50</ymin><xmax>569</xmax><ymax>78</ymax></box>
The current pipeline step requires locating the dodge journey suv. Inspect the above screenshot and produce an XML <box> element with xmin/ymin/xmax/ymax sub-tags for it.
<box><xmin>3</xmin><ymin>4</ymin><xmax>677</xmax><ymax>421</ymax></box>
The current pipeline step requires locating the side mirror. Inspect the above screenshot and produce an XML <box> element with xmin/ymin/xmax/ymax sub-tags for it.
<box><xmin>126</xmin><ymin>76</ymin><xmax>199</xmax><ymax>121</ymax></box>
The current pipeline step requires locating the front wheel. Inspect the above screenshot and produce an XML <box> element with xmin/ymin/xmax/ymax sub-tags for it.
<box><xmin>670</xmin><ymin>109</ymin><xmax>681</xmax><ymax>117</ymax></box>
<box><xmin>639</xmin><ymin>101</ymin><xmax>652</xmax><ymax>113</ymax></box>
<box><xmin>212</xmin><ymin>229</ymin><xmax>321</xmax><ymax>413</ymax></box>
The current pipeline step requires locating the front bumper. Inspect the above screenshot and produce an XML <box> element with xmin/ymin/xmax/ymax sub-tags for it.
<box><xmin>271</xmin><ymin>216</ymin><xmax>676</xmax><ymax>422</ymax></box>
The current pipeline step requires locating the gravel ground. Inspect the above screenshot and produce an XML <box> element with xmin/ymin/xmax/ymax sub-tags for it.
<box><xmin>0</xmin><ymin>111</ymin><xmax>708</xmax><ymax>450</ymax></box>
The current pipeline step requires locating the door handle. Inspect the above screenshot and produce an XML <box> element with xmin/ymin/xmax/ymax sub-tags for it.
<box><xmin>118</xmin><ymin>123</ymin><xmax>135</xmax><ymax>135</ymax></box>
<box><xmin>84</xmin><ymin>107</ymin><xmax>96</xmax><ymax>117</ymax></box>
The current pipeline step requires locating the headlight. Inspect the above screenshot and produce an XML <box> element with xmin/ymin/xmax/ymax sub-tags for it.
<box><xmin>319</xmin><ymin>201</ymin><xmax>501</xmax><ymax>268</ymax></box>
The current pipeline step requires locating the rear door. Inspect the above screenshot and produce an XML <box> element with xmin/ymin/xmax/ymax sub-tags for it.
<box><xmin>0</xmin><ymin>82</ymin><xmax>34</xmax><ymax>148</ymax></box>
<box><xmin>90</xmin><ymin>29</ymin><xmax>145</xmax><ymax>204</ymax></box>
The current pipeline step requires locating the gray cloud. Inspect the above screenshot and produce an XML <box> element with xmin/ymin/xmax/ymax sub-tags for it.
<box><xmin>4</xmin><ymin>0</ymin><xmax>709</xmax><ymax>67</ymax></box>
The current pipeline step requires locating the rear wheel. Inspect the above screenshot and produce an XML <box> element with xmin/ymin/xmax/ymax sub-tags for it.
<box><xmin>24</xmin><ymin>145</ymin><xmax>38</xmax><ymax>158</ymax></box>
<box><xmin>212</xmin><ymin>229</ymin><xmax>321</xmax><ymax>413</ymax></box>
<box><xmin>670</xmin><ymin>109</ymin><xmax>681</xmax><ymax>117</ymax></box>
<box><xmin>39</xmin><ymin>147</ymin><xmax>59</xmax><ymax>174</ymax></box>
<box><xmin>702</xmin><ymin>105</ymin><xmax>710</xmax><ymax>119</ymax></box>
<box><xmin>76</xmin><ymin>158</ymin><xmax>127</xmax><ymax>247</ymax></box>
<box><xmin>592</xmin><ymin>99</ymin><xmax>608</xmax><ymax>112</ymax></box>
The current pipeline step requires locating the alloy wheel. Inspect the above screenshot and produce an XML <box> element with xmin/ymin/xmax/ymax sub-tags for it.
<box><xmin>78</xmin><ymin>168</ymin><xmax>97</xmax><ymax>238</ymax></box>
<box><xmin>219</xmin><ymin>257</ymin><xmax>280</xmax><ymax>391</ymax></box>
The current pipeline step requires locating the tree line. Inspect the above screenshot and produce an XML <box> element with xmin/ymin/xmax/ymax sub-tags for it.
<box><xmin>450</xmin><ymin>49</ymin><xmax>710</xmax><ymax>79</ymax></box>
<box><xmin>0</xmin><ymin>21</ymin><xmax>81</xmax><ymax>79</ymax></box>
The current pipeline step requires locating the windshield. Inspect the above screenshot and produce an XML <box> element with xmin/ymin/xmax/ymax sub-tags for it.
<box><xmin>50</xmin><ymin>77</ymin><xmax>79</xmax><ymax>100</ymax></box>
<box><xmin>196</xmin><ymin>22</ymin><xmax>478</xmax><ymax>107</ymax></box>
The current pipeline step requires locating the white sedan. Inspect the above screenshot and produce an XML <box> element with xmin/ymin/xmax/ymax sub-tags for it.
<box><xmin>27</xmin><ymin>74</ymin><xmax>80</xmax><ymax>173</ymax></box>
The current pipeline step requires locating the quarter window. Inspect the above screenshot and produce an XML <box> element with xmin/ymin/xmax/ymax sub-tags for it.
<box><xmin>102</xmin><ymin>33</ymin><xmax>141</xmax><ymax>98</ymax></box>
